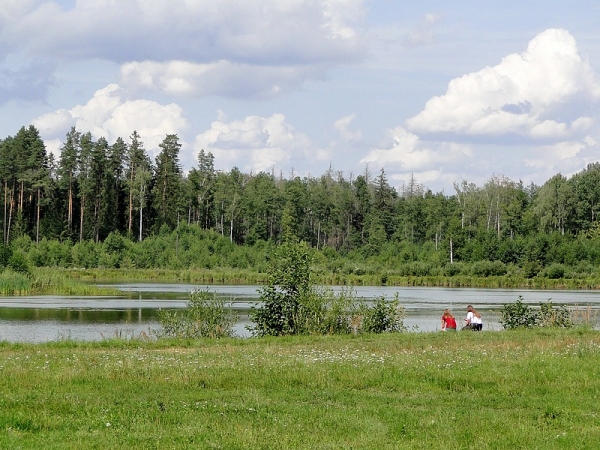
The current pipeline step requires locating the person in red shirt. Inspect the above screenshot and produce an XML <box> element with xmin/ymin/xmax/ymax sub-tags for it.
<box><xmin>441</xmin><ymin>309</ymin><xmax>457</xmax><ymax>331</ymax></box>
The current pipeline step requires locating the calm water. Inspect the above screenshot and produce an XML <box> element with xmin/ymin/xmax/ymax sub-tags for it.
<box><xmin>1</xmin><ymin>284</ymin><xmax>599</xmax><ymax>342</ymax></box>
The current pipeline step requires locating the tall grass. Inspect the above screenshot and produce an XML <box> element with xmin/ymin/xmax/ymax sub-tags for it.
<box><xmin>15</xmin><ymin>267</ymin><xmax>600</xmax><ymax>292</ymax></box>
<box><xmin>0</xmin><ymin>270</ymin><xmax>30</xmax><ymax>295</ymax></box>
<box><xmin>571</xmin><ymin>303</ymin><xmax>599</xmax><ymax>327</ymax></box>
<box><xmin>0</xmin><ymin>269</ymin><xmax>121</xmax><ymax>296</ymax></box>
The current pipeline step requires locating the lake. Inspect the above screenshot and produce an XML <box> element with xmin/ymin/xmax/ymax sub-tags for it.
<box><xmin>0</xmin><ymin>284</ymin><xmax>599</xmax><ymax>342</ymax></box>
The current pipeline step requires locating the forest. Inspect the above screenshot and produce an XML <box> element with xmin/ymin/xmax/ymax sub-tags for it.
<box><xmin>3</xmin><ymin>124</ymin><xmax>600</xmax><ymax>282</ymax></box>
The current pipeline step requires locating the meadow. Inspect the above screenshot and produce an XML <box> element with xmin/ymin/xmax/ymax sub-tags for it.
<box><xmin>0</xmin><ymin>328</ymin><xmax>599</xmax><ymax>449</ymax></box>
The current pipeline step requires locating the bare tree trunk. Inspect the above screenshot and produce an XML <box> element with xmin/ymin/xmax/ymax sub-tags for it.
<box><xmin>94</xmin><ymin>199</ymin><xmax>99</xmax><ymax>243</ymax></box>
<box><xmin>7</xmin><ymin>188</ymin><xmax>14</xmax><ymax>243</ymax></box>
<box><xmin>79</xmin><ymin>195</ymin><xmax>85</xmax><ymax>242</ymax></box>
<box><xmin>139</xmin><ymin>205</ymin><xmax>143</xmax><ymax>242</ymax></box>
<box><xmin>36</xmin><ymin>187</ymin><xmax>41</xmax><ymax>244</ymax></box>
<box><xmin>317</xmin><ymin>221</ymin><xmax>321</xmax><ymax>250</ymax></box>
<box><xmin>67</xmin><ymin>174</ymin><xmax>73</xmax><ymax>233</ymax></box>
<box><xmin>3</xmin><ymin>180</ymin><xmax>7</xmax><ymax>245</ymax></box>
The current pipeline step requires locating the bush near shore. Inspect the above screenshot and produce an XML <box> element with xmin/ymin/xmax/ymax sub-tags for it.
<box><xmin>0</xmin><ymin>329</ymin><xmax>599</xmax><ymax>449</ymax></box>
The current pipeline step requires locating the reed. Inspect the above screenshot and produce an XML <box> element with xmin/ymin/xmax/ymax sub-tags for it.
<box><xmin>0</xmin><ymin>269</ymin><xmax>120</xmax><ymax>296</ymax></box>
<box><xmin>0</xmin><ymin>270</ymin><xmax>31</xmax><ymax>295</ymax></box>
<box><xmin>570</xmin><ymin>303</ymin><xmax>599</xmax><ymax>327</ymax></box>
<box><xmin>22</xmin><ymin>267</ymin><xmax>600</xmax><ymax>291</ymax></box>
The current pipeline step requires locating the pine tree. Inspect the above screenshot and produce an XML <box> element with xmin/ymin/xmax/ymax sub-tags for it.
<box><xmin>151</xmin><ymin>134</ymin><xmax>183</xmax><ymax>231</ymax></box>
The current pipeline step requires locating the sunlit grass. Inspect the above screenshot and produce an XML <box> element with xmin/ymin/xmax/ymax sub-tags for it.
<box><xmin>0</xmin><ymin>329</ymin><xmax>599</xmax><ymax>448</ymax></box>
<box><xmin>0</xmin><ymin>269</ymin><xmax>121</xmax><ymax>296</ymax></box>
<box><xmin>39</xmin><ymin>267</ymin><xmax>600</xmax><ymax>289</ymax></box>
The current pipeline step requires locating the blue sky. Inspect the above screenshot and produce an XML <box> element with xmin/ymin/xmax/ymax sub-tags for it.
<box><xmin>1</xmin><ymin>1</ymin><xmax>600</xmax><ymax>194</ymax></box>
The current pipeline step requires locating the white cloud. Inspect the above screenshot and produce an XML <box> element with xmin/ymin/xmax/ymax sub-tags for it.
<box><xmin>360</xmin><ymin>126</ymin><xmax>472</xmax><ymax>173</ymax></box>
<box><xmin>194</xmin><ymin>113</ymin><xmax>318</xmax><ymax>173</ymax></box>
<box><xmin>3</xmin><ymin>1</ymin><xmax>365</xmax><ymax>64</ymax></box>
<box><xmin>403</xmin><ymin>13</ymin><xmax>440</xmax><ymax>47</ymax></box>
<box><xmin>333</xmin><ymin>114</ymin><xmax>362</xmax><ymax>142</ymax></box>
<box><xmin>33</xmin><ymin>83</ymin><xmax>189</xmax><ymax>155</ymax></box>
<box><xmin>0</xmin><ymin>1</ymin><xmax>366</xmax><ymax>101</ymax></box>
<box><xmin>120</xmin><ymin>60</ymin><xmax>322</xmax><ymax>99</ymax></box>
<box><xmin>524</xmin><ymin>138</ymin><xmax>599</xmax><ymax>174</ymax></box>
<box><xmin>406</xmin><ymin>29</ymin><xmax>600</xmax><ymax>140</ymax></box>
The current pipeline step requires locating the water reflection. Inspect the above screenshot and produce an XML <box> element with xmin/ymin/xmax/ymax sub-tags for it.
<box><xmin>0</xmin><ymin>284</ymin><xmax>598</xmax><ymax>342</ymax></box>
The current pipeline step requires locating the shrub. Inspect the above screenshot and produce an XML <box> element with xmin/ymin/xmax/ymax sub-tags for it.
<box><xmin>521</xmin><ymin>261</ymin><xmax>542</xmax><ymax>278</ymax></box>
<box><xmin>538</xmin><ymin>301</ymin><xmax>572</xmax><ymax>328</ymax></box>
<box><xmin>249</xmin><ymin>242</ymin><xmax>407</xmax><ymax>337</ymax></box>
<box><xmin>500</xmin><ymin>296</ymin><xmax>573</xmax><ymax>330</ymax></box>
<box><xmin>471</xmin><ymin>260</ymin><xmax>507</xmax><ymax>277</ymax></box>
<box><xmin>158</xmin><ymin>289</ymin><xmax>237</xmax><ymax>339</ymax></box>
<box><xmin>293</xmin><ymin>287</ymin><xmax>358</xmax><ymax>335</ymax></box>
<box><xmin>8</xmin><ymin>251</ymin><xmax>31</xmax><ymax>276</ymax></box>
<box><xmin>444</xmin><ymin>262</ymin><xmax>466</xmax><ymax>277</ymax></box>
<box><xmin>545</xmin><ymin>263</ymin><xmax>566</xmax><ymax>279</ymax></box>
<box><xmin>0</xmin><ymin>245</ymin><xmax>12</xmax><ymax>267</ymax></box>
<box><xmin>248</xmin><ymin>242</ymin><xmax>312</xmax><ymax>336</ymax></box>
<box><xmin>360</xmin><ymin>294</ymin><xmax>406</xmax><ymax>333</ymax></box>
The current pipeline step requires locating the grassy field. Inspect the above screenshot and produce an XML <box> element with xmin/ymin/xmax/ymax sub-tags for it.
<box><xmin>1</xmin><ymin>329</ymin><xmax>599</xmax><ymax>449</ymax></box>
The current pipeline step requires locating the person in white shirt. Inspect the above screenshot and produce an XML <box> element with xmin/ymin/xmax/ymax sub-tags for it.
<box><xmin>464</xmin><ymin>305</ymin><xmax>483</xmax><ymax>331</ymax></box>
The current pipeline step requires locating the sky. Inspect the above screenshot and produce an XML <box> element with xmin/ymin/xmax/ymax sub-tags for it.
<box><xmin>1</xmin><ymin>1</ymin><xmax>600</xmax><ymax>194</ymax></box>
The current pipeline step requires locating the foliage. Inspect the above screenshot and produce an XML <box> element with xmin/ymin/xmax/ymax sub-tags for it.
<box><xmin>500</xmin><ymin>295</ymin><xmax>573</xmax><ymax>329</ymax></box>
<box><xmin>538</xmin><ymin>301</ymin><xmax>572</xmax><ymax>328</ymax></box>
<box><xmin>249</xmin><ymin>242</ymin><xmax>406</xmax><ymax>336</ymax></box>
<box><xmin>248</xmin><ymin>242</ymin><xmax>312</xmax><ymax>336</ymax></box>
<box><xmin>9</xmin><ymin>124</ymin><xmax>600</xmax><ymax>283</ymax></box>
<box><xmin>360</xmin><ymin>294</ymin><xmax>406</xmax><ymax>333</ymax></box>
<box><xmin>8</xmin><ymin>251</ymin><xmax>30</xmax><ymax>275</ymax></box>
<box><xmin>158</xmin><ymin>289</ymin><xmax>237</xmax><ymax>339</ymax></box>
<box><xmin>545</xmin><ymin>263</ymin><xmax>566</xmax><ymax>279</ymax></box>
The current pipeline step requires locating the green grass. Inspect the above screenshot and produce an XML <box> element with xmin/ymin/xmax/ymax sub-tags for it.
<box><xmin>0</xmin><ymin>329</ymin><xmax>599</xmax><ymax>448</ymax></box>
<box><xmin>43</xmin><ymin>267</ymin><xmax>600</xmax><ymax>290</ymax></box>
<box><xmin>0</xmin><ymin>269</ymin><xmax>121</xmax><ymax>296</ymax></box>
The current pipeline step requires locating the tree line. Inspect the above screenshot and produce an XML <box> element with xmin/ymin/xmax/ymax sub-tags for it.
<box><xmin>3</xmin><ymin>124</ymin><xmax>600</xmax><ymax>272</ymax></box>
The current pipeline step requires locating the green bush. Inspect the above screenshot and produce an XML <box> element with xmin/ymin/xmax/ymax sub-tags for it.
<box><xmin>249</xmin><ymin>242</ymin><xmax>406</xmax><ymax>337</ymax></box>
<box><xmin>8</xmin><ymin>251</ymin><xmax>30</xmax><ymax>276</ymax></box>
<box><xmin>158</xmin><ymin>289</ymin><xmax>237</xmax><ymax>339</ymax></box>
<box><xmin>521</xmin><ymin>261</ymin><xmax>542</xmax><ymax>278</ymax></box>
<box><xmin>471</xmin><ymin>260</ymin><xmax>507</xmax><ymax>277</ymax></box>
<box><xmin>545</xmin><ymin>263</ymin><xmax>566</xmax><ymax>279</ymax></box>
<box><xmin>500</xmin><ymin>296</ymin><xmax>573</xmax><ymax>330</ymax></box>
<box><xmin>444</xmin><ymin>262</ymin><xmax>466</xmax><ymax>277</ymax></box>
<box><xmin>538</xmin><ymin>301</ymin><xmax>572</xmax><ymax>328</ymax></box>
<box><xmin>0</xmin><ymin>245</ymin><xmax>12</xmax><ymax>267</ymax></box>
<box><xmin>360</xmin><ymin>294</ymin><xmax>406</xmax><ymax>333</ymax></box>
<box><xmin>248</xmin><ymin>242</ymin><xmax>312</xmax><ymax>337</ymax></box>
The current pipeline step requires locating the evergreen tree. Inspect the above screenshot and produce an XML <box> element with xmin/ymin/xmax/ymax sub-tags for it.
<box><xmin>151</xmin><ymin>134</ymin><xmax>183</xmax><ymax>231</ymax></box>
<box><xmin>125</xmin><ymin>131</ymin><xmax>152</xmax><ymax>238</ymax></box>
<box><xmin>57</xmin><ymin>127</ymin><xmax>81</xmax><ymax>240</ymax></box>
<box><xmin>77</xmin><ymin>132</ymin><xmax>94</xmax><ymax>242</ymax></box>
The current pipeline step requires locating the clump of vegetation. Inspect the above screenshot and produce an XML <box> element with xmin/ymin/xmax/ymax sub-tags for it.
<box><xmin>158</xmin><ymin>288</ymin><xmax>238</xmax><ymax>338</ymax></box>
<box><xmin>248</xmin><ymin>242</ymin><xmax>405</xmax><ymax>337</ymax></box>
<box><xmin>500</xmin><ymin>295</ymin><xmax>572</xmax><ymax>329</ymax></box>
<box><xmin>360</xmin><ymin>294</ymin><xmax>406</xmax><ymax>333</ymax></box>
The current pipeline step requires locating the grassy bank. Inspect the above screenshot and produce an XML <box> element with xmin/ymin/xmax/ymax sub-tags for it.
<box><xmin>44</xmin><ymin>267</ymin><xmax>600</xmax><ymax>290</ymax></box>
<box><xmin>0</xmin><ymin>269</ymin><xmax>121</xmax><ymax>296</ymax></box>
<box><xmin>1</xmin><ymin>329</ymin><xmax>599</xmax><ymax>448</ymax></box>
<box><xmin>4</xmin><ymin>265</ymin><xmax>600</xmax><ymax>297</ymax></box>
